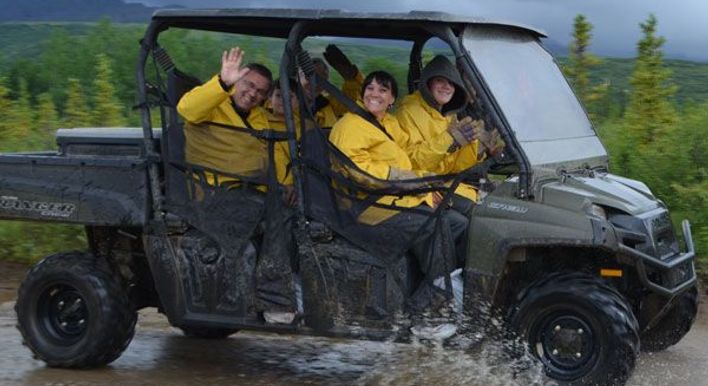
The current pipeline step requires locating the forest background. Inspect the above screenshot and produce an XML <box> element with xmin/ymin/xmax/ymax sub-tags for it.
<box><xmin>0</xmin><ymin>15</ymin><xmax>706</xmax><ymax>280</ymax></box>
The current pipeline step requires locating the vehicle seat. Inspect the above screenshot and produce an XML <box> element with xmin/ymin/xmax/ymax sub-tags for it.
<box><xmin>164</xmin><ymin>69</ymin><xmax>201</xmax><ymax>208</ymax></box>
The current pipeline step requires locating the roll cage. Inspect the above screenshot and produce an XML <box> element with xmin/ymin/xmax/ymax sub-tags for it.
<box><xmin>136</xmin><ymin>8</ymin><xmax>544</xmax><ymax>222</ymax></box>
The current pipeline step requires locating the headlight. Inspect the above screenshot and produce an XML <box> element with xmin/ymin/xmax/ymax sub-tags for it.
<box><xmin>587</xmin><ymin>204</ymin><xmax>607</xmax><ymax>220</ymax></box>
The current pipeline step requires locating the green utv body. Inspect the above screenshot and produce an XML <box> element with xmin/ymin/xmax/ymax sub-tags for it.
<box><xmin>1</xmin><ymin>9</ymin><xmax>697</xmax><ymax>386</ymax></box>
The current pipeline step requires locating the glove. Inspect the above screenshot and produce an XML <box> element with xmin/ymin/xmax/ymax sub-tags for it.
<box><xmin>388</xmin><ymin>167</ymin><xmax>419</xmax><ymax>181</ymax></box>
<box><xmin>388</xmin><ymin>167</ymin><xmax>442</xmax><ymax>192</ymax></box>
<box><xmin>473</xmin><ymin>125</ymin><xmax>506</xmax><ymax>157</ymax></box>
<box><xmin>323</xmin><ymin>44</ymin><xmax>358</xmax><ymax>80</ymax></box>
<box><xmin>447</xmin><ymin>116</ymin><xmax>475</xmax><ymax>150</ymax></box>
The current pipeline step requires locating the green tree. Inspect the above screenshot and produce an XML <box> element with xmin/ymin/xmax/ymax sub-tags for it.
<box><xmin>565</xmin><ymin>14</ymin><xmax>608</xmax><ymax>121</ymax></box>
<box><xmin>669</xmin><ymin>102</ymin><xmax>708</xmax><ymax>268</ymax></box>
<box><xmin>5</xmin><ymin>78</ymin><xmax>33</xmax><ymax>150</ymax></box>
<box><xmin>0</xmin><ymin>79</ymin><xmax>13</xmax><ymax>149</ymax></box>
<box><xmin>39</xmin><ymin>28</ymin><xmax>82</xmax><ymax>110</ymax></box>
<box><xmin>91</xmin><ymin>53</ymin><xmax>126</xmax><ymax>127</ymax></box>
<box><xmin>34</xmin><ymin>93</ymin><xmax>60</xmax><ymax>149</ymax></box>
<box><xmin>620</xmin><ymin>15</ymin><xmax>680</xmax><ymax>200</ymax></box>
<box><xmin>63</xmin><ymin>78</ymin><xmax>91</xmax><ymax>128</ymax></box>
<box><xmin>85</xmin><ymin>19</ymin><xmax>142</xmax><ymax>113</ymax></box>
<box><xmin>624</xmin><ymin>14</ymin><xmax>677</xmax><ymax>145</ymax></box>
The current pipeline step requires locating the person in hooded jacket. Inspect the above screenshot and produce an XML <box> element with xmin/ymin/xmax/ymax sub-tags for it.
<box><xmin>396</xmin><ymin>55</ymin><xmax>497</xmax><ymax>216</ymax></box>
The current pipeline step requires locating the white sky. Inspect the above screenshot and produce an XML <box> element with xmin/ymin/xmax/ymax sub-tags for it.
<box><xmin>131</xmin><ymin>0</ymin><xmax>708</xmax><ymax>61</ymax></box>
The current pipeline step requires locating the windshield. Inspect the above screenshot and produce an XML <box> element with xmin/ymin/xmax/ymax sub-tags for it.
<box><xmin>463</xmin><ymin>27</ymin><xmax>607</xmax><ymax>170</ymax></box>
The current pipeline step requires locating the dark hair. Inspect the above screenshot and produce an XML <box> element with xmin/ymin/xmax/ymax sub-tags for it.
<box><xmin>244</xmin><ymin>63</ymin><xmax>274</xmax><ymax>87</ymax></box>
<box><xmin>273</xmin><ymin>77</ymin><xmax>298</xmax><ymax>92</ymax></box>
<box><xmin>312</xmin><ymin>57</ymin><xmax>327</xmax><ymax>68</ymax></box>
<box><xmin>361</xmin><ymin>71</ymin><xmax>398</xmax><ymax>99</ymax></box>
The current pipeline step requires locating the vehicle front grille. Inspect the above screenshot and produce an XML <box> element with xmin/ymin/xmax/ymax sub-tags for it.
<box><xmin>610</xmin><ymin>208</ymin><xmax>679</xmax><ymax>260</ymax></box>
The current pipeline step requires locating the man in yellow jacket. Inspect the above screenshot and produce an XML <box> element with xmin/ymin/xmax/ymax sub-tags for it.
<box><xmin>177</xmin><ymin>47</ymin><xmax>297</xmax><ymax>325</ymax></box>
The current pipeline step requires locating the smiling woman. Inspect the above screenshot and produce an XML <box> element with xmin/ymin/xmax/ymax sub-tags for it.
<box><xmin>361</xmin><ymin>71</ymin><xmax>398</xmax><ymax>120</ymax></box>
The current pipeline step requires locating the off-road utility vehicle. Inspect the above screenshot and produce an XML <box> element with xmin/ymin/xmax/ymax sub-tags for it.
<box><xmin>4</xmin><ymin>9</ymin><xmax>697</xmax><ymax>386</ymax></box>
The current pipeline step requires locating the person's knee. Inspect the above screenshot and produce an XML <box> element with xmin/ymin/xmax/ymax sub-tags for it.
<box><xmin>451</xmin><ymin>195</ymin><xmax>474</xmax><ymax>216</ymax></box>
<box><xmin>445</xmin><ymin>209</ymin><xmax>468</xmax><ymax>240</ymax></box>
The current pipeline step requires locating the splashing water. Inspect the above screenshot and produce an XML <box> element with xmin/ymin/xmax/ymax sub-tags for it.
<box><xmin>354</xmin><ymin>309</ymin><xmax>554</xmax><ymax>386</ymax></box>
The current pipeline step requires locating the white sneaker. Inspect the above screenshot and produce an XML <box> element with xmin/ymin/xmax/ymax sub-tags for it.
<box><xmin>432</xmin><ymin>269</ymin><xmax>464</xmax><ymax>314</ymax></box>
<box><xmin>263</xmin><ymin>311</ymin><xmax>296</xmax><ymax>324</ymax></box>
<box><xmin>410</xmin><ymin>323</ymin><xmax>457</xmax><ymax>340</ymax></box>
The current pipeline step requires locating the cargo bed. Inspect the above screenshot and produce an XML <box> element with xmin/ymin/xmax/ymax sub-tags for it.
<box><xmin>0</xmin><ymin>128</ymin><xmax>159</xmax><ymax>226</ymax></box>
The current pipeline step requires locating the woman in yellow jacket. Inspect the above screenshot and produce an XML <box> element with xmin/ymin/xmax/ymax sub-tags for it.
<box><xmin>396</xmin><ymin>55</ymin><xmax>484</xmax><ymax>216</ymax></box>
<box><xmin>329</xmin><ymin>70</ymin><xmax>467</xmax><ymax>315</ymax></box>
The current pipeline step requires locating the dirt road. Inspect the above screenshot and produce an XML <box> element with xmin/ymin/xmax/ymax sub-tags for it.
<box><xmin>1</xmin><ymin>261</ymin><xmax>706</xmax><ymax>386</ymax></box>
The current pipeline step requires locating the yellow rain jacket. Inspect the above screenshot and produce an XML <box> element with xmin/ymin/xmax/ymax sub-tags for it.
<box><xmin>329</xmin><ymin>111</ymin><xmax>435</xmax><ymax>225</ymax></box>
<box><xmin>315</xmin><ymin>71</ymin><xmax>364</xmax><ymax>128</ymax></box>
<box><xmin>177</xmin><ymin>75</ymin><xmax>290</xmax><ymax>188</ymax></box>
<box><xmin>266</xmin><ymin>109</ymin><xmax>304</xmax><ymax>186</ymax></box>
<box><xmin>396</xmin><ymin>91</ymin><xmax>480</xmax><ymax>202</ymax></box>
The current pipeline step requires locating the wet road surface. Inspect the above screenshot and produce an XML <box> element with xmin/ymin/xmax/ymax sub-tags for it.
<box><xmin>1</xmin><ymin>261</ymin><xmax>707</xmax><ymax>386</ymax></box>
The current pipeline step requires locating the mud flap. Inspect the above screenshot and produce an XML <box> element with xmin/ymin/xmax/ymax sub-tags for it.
<box><xmin>145</xmin><ymin>230</ymin><xmax>258</xmax><ymax>326</ymax></box>
<box><xmin>300</xmin><ymin>236</ymin><xmax>414</xmax><ymax>331</ymax></box>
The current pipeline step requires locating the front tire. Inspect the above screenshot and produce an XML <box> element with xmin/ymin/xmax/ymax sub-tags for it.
<box><xmin>640</xmin><ymin>287</ymin><xmax>698</xmax><ymax>352</ymax></box>
<box><xmin>511</xmin><ymin>273</ymin><xmax>639</xmax><ymax>386</ymax></box>
<box><xmin>15</xmin><ymin>251</ymin><xmax>137</xmax><ymax>368</ymax></box>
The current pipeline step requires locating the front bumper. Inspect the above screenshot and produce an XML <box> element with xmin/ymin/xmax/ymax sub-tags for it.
<box><xmin>618</xmin><ymin>220</ymin><xmax>696</xmax><ymax>297</ymax></box>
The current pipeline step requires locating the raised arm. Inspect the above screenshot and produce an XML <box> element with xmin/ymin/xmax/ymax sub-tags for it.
<box><xmin>177</xmin><ymin>47</ymin><xmax>251</xmax><ymax>123</ymax></box>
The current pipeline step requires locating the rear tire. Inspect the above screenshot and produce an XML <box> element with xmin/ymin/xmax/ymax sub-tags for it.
<box><xmin>640</xmin><ymin>287</ymin><xmax>698</xmax><ymax>352</ymax></box>
<box><xmin>178</xmin><ymin>326</ymin><xmax>238</xmax><ymax>339</ymax></box>
<box><xmin>15</xmin><ymin>251</ymin><xmax>137</xmax><ymax>368</ymax></box>
<box><xmin>510</xmin><ymin>273</ymin><xmax>639</xmax><ymax>386</ymax></box>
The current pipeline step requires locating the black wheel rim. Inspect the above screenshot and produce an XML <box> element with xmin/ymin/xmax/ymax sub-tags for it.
<box><xmin>530</xmin><ymin>312</ymin><xmax>598</xmax><ymax>380</ymax></box>
<box><xmin>37</xmin><ymin>283</ymin><xmax>89</xmax><ymax>345</ymax></box>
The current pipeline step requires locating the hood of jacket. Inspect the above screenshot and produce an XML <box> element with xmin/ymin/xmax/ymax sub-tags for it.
<box><xmin>419</xmin><ymin>55</ymin><xmax>469</xmax><ymax>115</ymax></box>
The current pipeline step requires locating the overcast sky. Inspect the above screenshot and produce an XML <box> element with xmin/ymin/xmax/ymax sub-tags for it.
<box><xmin>130</xmin><ymin>0</ymin><xmax>708</xmax><ymax>61</ymax></box>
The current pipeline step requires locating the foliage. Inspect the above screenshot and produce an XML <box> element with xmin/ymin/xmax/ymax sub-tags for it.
<box><xmin>35</xmin><ymin>93</ymin><xmax>60</xmax><ymax>149</ymax></box>
<box><xmin>595</xmin><ymin>15</ymin><xmax>707</xmax><ymax>277</ymax></box>
<box><xmin>624</xmin><ymin>14</ymin><xmax>677</xmax><ymax>145</ymax></box>
<box><xmin>0</xmin><ymin>79</ymin><xmax>13</xmax><ymax>150</ymax></box>
<box><xmin>91</xmin><ymin>53</ymin><xmax>126</xmax><ymax>127</ymax></box>
<box><xmin>63</xmin><ymin>78</ymin><xmax>92</xmax><ymax>128</ymax></box>
<box><xmin>0</xmin><ymin>222</ymin><xmax>85</xmax><ymax>264</ymax></box>
<box><xmin>564</xmin><ymin>14</ymin><xmax>608</xmax><ymax>120</ymax></box>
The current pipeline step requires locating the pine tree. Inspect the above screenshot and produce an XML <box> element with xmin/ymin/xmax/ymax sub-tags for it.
<box><xmin>63</xmin><ymin>78</ymin><xmax>91</xmax><ymax>128</ymax></box>
<box><xmin>91</xmin><ymin>53</ymin><xmax>126</xmax><ymax>127</ymax></box>
<box><xmin>624</xmin><ymin>14</ymin><xmax>677</xmax><ymax>145</ymax></box>
<box><xmin>0</xmin><ymin>79</ymin><xmax>13</xmax><ymax>150</ymax></box>
<box><xmin>34</xmin><ymin>93</ymin><xmax>60</xmax><ymax>149</ymax></box>
<box><xmin>621</xmin><ymin>15</ymin><xmax>679</xmax><ymax>199</ymax></box>
<box><xmin>40</xmin><ymin>28</ymin><xmax>82</xmax><ymax>110</ymax></box>
<box><xmin>5</xmin><ymin>78</ymin><xmax>34</xmax><ymax>150</ymax></box>
<box><xmin>565</xmin><ymin>14</ymin><xmax>608</xmax><ymax>121</ymax></box>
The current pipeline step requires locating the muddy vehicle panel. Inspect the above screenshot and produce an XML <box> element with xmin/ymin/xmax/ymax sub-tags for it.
<box><xmin>1</xmin><ymin>8</ymin><xmax>698</xmax><ymax>386</ymax></box>
<box><xmin>0</xmin><ymin>129</ymin><xmax>151</xmax><ymax>226</ymax></box>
